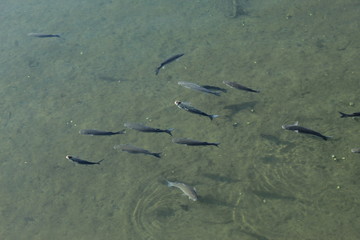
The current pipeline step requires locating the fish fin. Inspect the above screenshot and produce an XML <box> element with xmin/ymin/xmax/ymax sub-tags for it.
<box><xmin>209</xmin><ymin>115</ymin><xmax>219</xmax><ymax>120</ymax></box>
<box><xmin>294</xmin><ymin>121</ymin><xmax>299</xmax><ymax>125</ymax></box>
<box><xmin>338</xmin><ymin>112</ymin><xmax>348</xmax><ymax>118</ymax></box>
<box><xmin>166</xmin><ymin>128</ymin><xmax>175</xmax><ymax>136</ymax></box>
<box><xmin>295</xmin><ymin>130</ymin><xmax>299</xmax><ymax>133</ymax></box>
<box><xmin>322</xmin><ymin>135</ymin><xmax>332</xmax><ymax>141</ymax></box>
<box><xmin>166</xmin><ymin>180</ymin><xmax>174</xmax><ymax>187</ymax></box>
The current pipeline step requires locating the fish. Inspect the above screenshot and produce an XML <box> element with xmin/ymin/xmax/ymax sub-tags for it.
<box><xmin>339</xmin><ymin>111</ymin><xmax>360</xmax><ymax>118</ymax></box>
<box><xmin>351</xmin><ymin>148</ymin><xmax>360</xmax><ymax>153</ymax></box>
<box><xmin>172</xmin><ymin>138</ymin><xmax>220</xmax><ymax>147</ymax></box>
<box><xmin>175</xmin><ymin>101</ymin><xmax>219</xmax><ymax>120</ymax></box>
<box><xmin>113</xmin><ymin>144</ymin><xmax>161</xmax><ymax>158</ymax></box>
<box><xmin>282</xmin><ymin>122</ymin><xmax>330</xmax><ymax>141</ymax></box>
<box><xmin>166</xmin><ymin>180</ymin><xmax>198</xmax><ymax>201</ymax></box>
<box><xmin>178</xmin><ymin>81</ymin><xmax>221</xmax><ymax>96</ymax></box>
<box><xmin>66</xmin><ymin>155</ymin><xmax>103</xmax><ymax>165</ymax></box>
<box><xmin>155</xmin><ymin>53</ymin><xmax>184</xmax><ymax>75</ymax></box>
<box><xmin>201</xmin><ymin>85</ymin><xmax>227</xmax><ymax>93</ymax></box>
<box><xmin>223</xmin><ymin>81</ymin><xmax>260</xmax><ymax>93</ymax></box>
<box><xmin>79</xmin><ymin>129</ymin><xmax>126</xmax><ymax>136</ymax></box>
<box><xmin>124</xmin><ymin>123</ymin><xmax>174</xmax><ymax>136</ymax></box>
<box><xmin>27</xmin><ymin>33</ymin><xmax>61</xmax><ymax>38</ymax></box>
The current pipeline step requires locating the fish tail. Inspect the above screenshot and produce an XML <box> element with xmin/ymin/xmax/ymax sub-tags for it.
<box><xmin>209</xmin><ymin>114</ymin><xmax>219</xmax><ymax>120</ymax></box>
<box><xmin>165</xmin><ymin>128</ymin><xmax>175</xmax><ymax>136</ymax></box>
<box><xmin>322</xmin><ymin>135</ymin><xmax>332</xmax><ymax>141</ymax></box>
<box><xmin>153</xmin><ymin>152</ymin><xmax>162</xmax><ymax>158</ymax></box>
<box><xmin>155</xmin><ymin>67</ymin><xmax>161</xmax><ymax>75</ymax></box>
<box><xmin>164</xmin><ymin>179</ymin><xmax>175</xmax><ymax>187</ymax></box>
<box><xmin>96</xmin><ymin>159</ymin><xmax>104</xmax><ymax>164</ymax></box>
<box><xmin>116</xmin><ymin>129</ymin><xmax>126</xmax><ymax>134</ymax></box>
<box><xmin>213</xmin><ymin>143</ymin><xmax>221</xmax><ymax>147</ymax></box>
<box><xmin>338</xmin><ymin>112</ymin><xmax>348</xmax><ymax>118</ymax></box>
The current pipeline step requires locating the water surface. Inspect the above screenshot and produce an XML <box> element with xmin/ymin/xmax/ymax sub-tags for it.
<box><xmin>0</xmin><ymin>0</ymin><xmax>359</xmax><ymax>239</ymax></box>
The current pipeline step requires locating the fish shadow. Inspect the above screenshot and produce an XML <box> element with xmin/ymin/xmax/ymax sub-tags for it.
<box><xmin>95</xmin><ymin>74</ymin><xmax>128</xmax><ymax>83</ymax></box>
<box><xmin>223</xmin><ymin>101</ymin><xmax>257</xmax><ymax>118</ymax></box>
<box><xmin>202</xmin><ymin>173</ymin><xmax>241</xmax><ymax>184</ymax></box>
<box><xmin>260</xmin><ymin>134</ymin><xmax>291</xmax><ymax>146</ymax></box>
<box><xmin>197</xmin><ymin>194</ymin><xmax>235</xmax><ymax>208</ymax></box>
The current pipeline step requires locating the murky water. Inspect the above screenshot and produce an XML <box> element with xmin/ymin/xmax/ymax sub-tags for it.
<box><xmin>0</xmin><ymin>0</ymin><xmax>359</xmax><ymax>239</ymax></box>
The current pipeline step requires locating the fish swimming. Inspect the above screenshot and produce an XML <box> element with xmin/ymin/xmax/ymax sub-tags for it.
<box><xmin>113</xmin><ymin>144</ymin><xmax>161</xmax><ymax>158</ymax></box>
<box><xmin>79</xmin><ymin>129</ymin><xmax>126</xmax><ymax>136</ymax></box>
<box><xmin>124</xmin><ymin>123</ymin><xmax>174</xmax><ymax>136</ymax></box>
<box><xmin>166</xmin><ymin>180</ymin><xmax>198</xmax><ymax>201</ymax></box>
<box><xmin>155</xmin><ymin>53</ymin><xmax>184</xmax><ymax>75</ymax></box>
<box><xmin>27</xmin><ymin>33</ymin><xmax>61</xmax><ymax>38</ymax></box>
<box><xmin>178</xmin><ymin>81</ymin><xmax>221</xmax><ymax>96</ymax></box>
<box><xmin>282</xmin><ymin>122</ymin><xmax>330</xmax><ymax>141</ymax></box>
<box><xmin>339</xmin><ymin>111</ymin><xmax>360</xmax><ymax>118</ymax></box>
<box><xmin>66</xmin><ymin>155</ymin><xmax>103</xmax><ymax>165</ymax></box>
<box><xmin>223</xmin><ymin>81</ymin><xmax>260</xmax><ymax>93</ymax></box>
<box><xmin>351</xmin><ymin>148</ymin><xmax>360</xmax><ymax>153</ymax></box>
<box><xmin>175</xmin><ymin>101</ymin><xmax>219</xmax><ymax>120</ymax></box>
<box><xmin>172</xmin><ymin>138</ymin><xmax>220</xmax><ymax>147</ymax></box>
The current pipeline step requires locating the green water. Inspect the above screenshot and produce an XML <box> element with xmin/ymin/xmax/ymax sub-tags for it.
<box><xmin>0</xmin><ymin>0</ymin><xmax>359</xmax><ymax>239</ymax></box>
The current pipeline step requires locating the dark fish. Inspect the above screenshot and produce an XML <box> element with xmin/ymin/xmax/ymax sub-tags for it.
<box><xmin>282</xmin><ymin>122</ymin><xmax>330</xmax><ymax>141</ymax></box>
<box><xmin>166</xmin><ymin>180</ymin><xmax>198</xmax><ymax>201</ymax></box>
<box><xmin>27</xmin><ymin>32</ymin><xmax>61</xmax><ymax>38</ymax></box>
<box><xmin>124</xmin><ymin>123</ymin><xmax>174</xmax><ymax>136</ymax></box>
<box><xmin>201</xmin><ymin>85</ymin><xmax>227</xmax><ymax>93</ymax></box>
<box><xmin>175</xmin><ymin>101</ymin><xmax>219</xmax><ymax>120</ymax></box>
<box><xmin>155</xmin><ymin>53</ymin><xmax>184</xmax><ymax>75</ymax></box>
<box><xmin>178</xmin><ymin>81</ymin><xmax>221</xmax><ymax>96</ymax></box>
<box><xmin>172</xmin><ymin>138</ymin><xmax>220</xmax><ymax>147</ymax></box>
<box><xmin>113</xmin><ymin>144</ymin><xmax>161</xmax><ymax>158</ymax></box>
<box><xmin>223</xmin><ymin>81</ymin><xmax>260</xmax><ymax>93</ymax></box>
<box><xmin>339</xmin><ymin>111</ymin><xmax>360</xmax><ymax>118</ymax></box>
<box><xmin>79</xmin><ymin>129</ymin><xmax>126</xmax><ymax>136</ymax></box>
<box><xmin>66</xmin><ymin>155</ymin><xmax>103</xmax><ymax>165</ymax></box>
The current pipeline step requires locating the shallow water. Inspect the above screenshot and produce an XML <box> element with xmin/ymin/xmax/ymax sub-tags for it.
<box><xmin>0</xmin><ymin>0</ymin><xmax>360</xmax><ymax>239</ymax></box>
